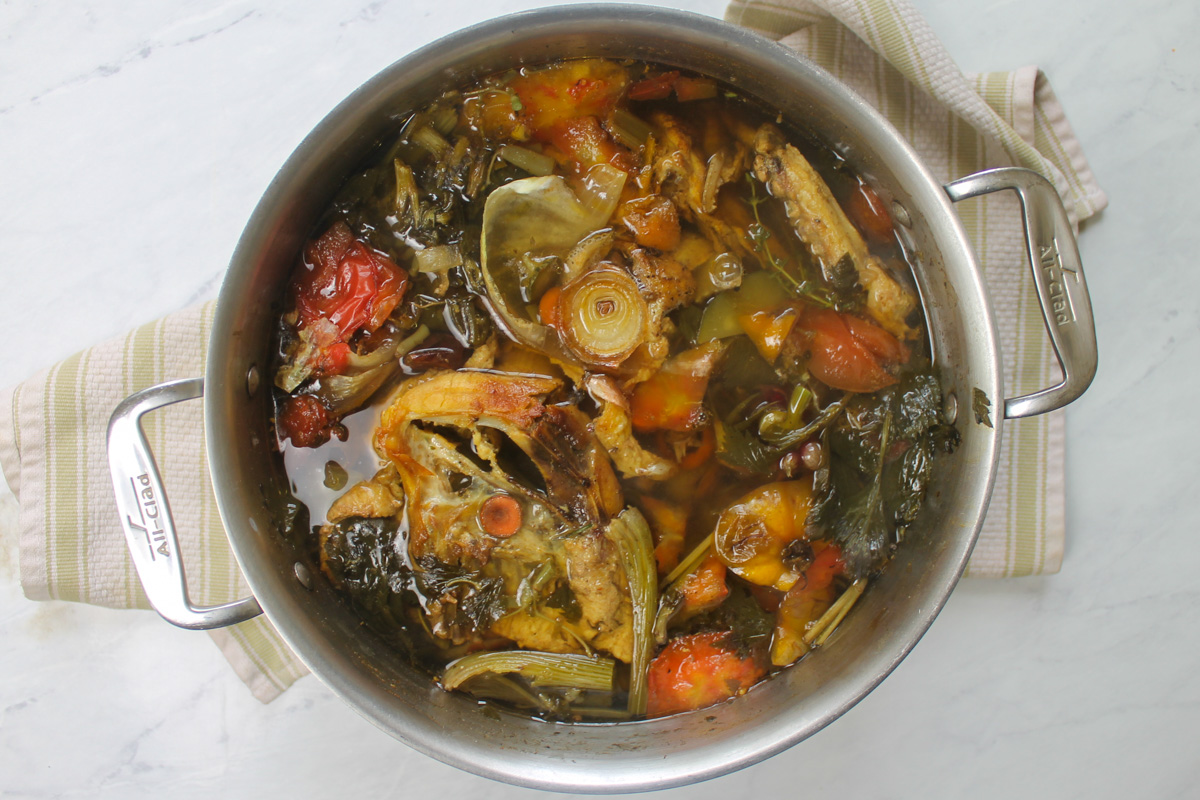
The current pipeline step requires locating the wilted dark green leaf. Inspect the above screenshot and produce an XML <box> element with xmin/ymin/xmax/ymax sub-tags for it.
<box><xmin>807</xmin><ymin>365</ymin><xmax>959</xmax><ymax>579</ymax></box>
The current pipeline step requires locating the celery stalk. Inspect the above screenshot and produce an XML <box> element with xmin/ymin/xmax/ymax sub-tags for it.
<box><xmin>607</xmin><ymin>507</ymin><xmax>657</xmax><ymax>716</ymax></box>
<box><xmin>443</xmin><ymin>651</ymin><xmax>615</xmax><ymax>692</ymax></box>
<box><xmin>497</xmin><ymin>144</ymin><xmax>557</xmax><ymax>177</ymax></box>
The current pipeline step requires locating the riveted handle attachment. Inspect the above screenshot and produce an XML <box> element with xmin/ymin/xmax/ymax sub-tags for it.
<box><xmin>107</xmin><ymin>377</ymin><xmax>262</xmax><ymax>630</ymax></box>
<box><xmin>945</xmin><ymin>167</ymin><xmax>1097</xmax><ymax>419</ymax></box>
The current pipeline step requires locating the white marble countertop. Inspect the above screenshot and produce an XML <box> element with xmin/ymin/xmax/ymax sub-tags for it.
<box><xmin>2</xmin><ymin>0</ymin><xmax>1197</xmax><ymax>797</ymax></box>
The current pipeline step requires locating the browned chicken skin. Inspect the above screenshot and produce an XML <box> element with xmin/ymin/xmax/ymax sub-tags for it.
<box><xmin>752</xmin><ymin>123</ymin><xmax>920</xmax><ymax>340</ymax></box>
<box><xmin>362</xmin><ymin>369</ymin><xmax>635</xmax><ymax>661</ymax></box>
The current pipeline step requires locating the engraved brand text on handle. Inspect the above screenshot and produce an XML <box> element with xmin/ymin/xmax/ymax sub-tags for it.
<box><xmin>127</xmin><ymin>473</ymin><xmax>171</xmax><ymax>560</ymax></box>
<box><xmin>1040</xmin><ymin>239</ymin><xmax>1076</xmax><ymax>327</ymax></box>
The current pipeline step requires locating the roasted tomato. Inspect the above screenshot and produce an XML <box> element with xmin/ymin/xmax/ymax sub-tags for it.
<box><xmin>713</xmin><ymin>479</ymin><xmax>813</xmax><ymax>591</ymax></box>
<box><xmin>792</xmin><ymin>306</ymin><xmax>908</xmax><ymax>393</ymax></box>
<box><xmin>510</xmin><ymin>59</ymin><xmax>629</xmax><ymax>139</ymax></box>
<box><xmin>646</xmin><ymin>631</ymin><xmax>766</xmax><ymax>717</ymax></box>
<box><xmin>294</xmin><ymin>221</ymin><xmax>408</xmax><ymax>351</ymax></box>
<box><xmin>278</xmin><ymin>394</ymin><xmax>342</xmax><ymax>448</ymax></box>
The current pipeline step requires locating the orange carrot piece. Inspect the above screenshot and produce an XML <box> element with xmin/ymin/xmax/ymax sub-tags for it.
<box><xmin>479</xmin><ymin>494</ymin><xmax>523</xmax><ymax>538</ymax></box>
<box><xmin>620</xmin><ymin>194</ymin><xmax>681</xmax><ymax>251</ymax></box>
<box><xmin>538</xmin><ymin>286</ymin><xmax>562</xmax><ymax>328</ymax></box>
<box><xmin>678</xmin><ymin>554</ymin><xmax>730</xmax><ymax>618</ymax></box>
<box><xmin>737</xmin><ymin>306</ymin><xmax>800</xmax><ymax>363</ymax></box>
<box><xmin>629</xmin><ymin>344</ymin><xmax>724</xmax><ymax>432</ymax></box>
<box><xmin>637</xmin><ymin>494</ymin><xmax>688</xmax><ymax>575</ymax></box>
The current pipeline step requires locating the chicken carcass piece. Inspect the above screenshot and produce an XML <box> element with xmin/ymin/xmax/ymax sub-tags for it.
<box><xmin>374</xmin><ymin>369</ymin><xmax>635</xmax><ymax>661</ymax></box>
<box><xmin>753</xmin><ymin>124</ymin><xmax>920</xmax><ymax>340</ymax></box>
<box><xmin>649</xmin><ymin>112</ymin><xmax>752</xmax><ymax>260</ymax></box>
<box><xmin>585</xmin><ymin>373</ymin><xmax>676</xmax><ymax>481</ymax></box>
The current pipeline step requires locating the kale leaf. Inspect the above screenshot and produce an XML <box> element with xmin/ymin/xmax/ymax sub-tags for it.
<box><xmin>414</xmin><ymin>555</ymin><xmax>509</xmax><ymax>632</ymax></box>
<box><xmin>807</xmin><ymin>367</ymin><xmax>957</xmax><ymax>579</ymax></box>
<box><xmin>321</xmin><ymin>516</ymin><xmax>409</xmax><ymax>625</ymax></box>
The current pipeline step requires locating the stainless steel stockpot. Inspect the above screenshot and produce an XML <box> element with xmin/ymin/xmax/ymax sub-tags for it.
<box><xmin>107</xmin><ymin>5</ymin><xmax>1096</xmax><ymax>793</ymax></box>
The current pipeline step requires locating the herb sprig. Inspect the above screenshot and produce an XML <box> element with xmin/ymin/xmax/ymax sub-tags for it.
<box><xmin>743</xmin><ymin>173</ymin><xmax>835</xmax><ymax>308</ymax></box>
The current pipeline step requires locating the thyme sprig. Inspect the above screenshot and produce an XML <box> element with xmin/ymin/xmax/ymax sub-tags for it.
<box><xmin>743</xmin><ymin>173</ymin><xmax>835</xmax><ymax>308</ymax></box>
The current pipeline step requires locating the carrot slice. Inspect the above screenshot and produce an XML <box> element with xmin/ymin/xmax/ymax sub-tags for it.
<box><xmin>479</xmin><ymin>494</ymin><xmax>523</xmax><ymax>538</ymax></box>
<box><xmin>538</xmin><ymin>286</ymin><xmax>562</xmax><ymax>328</ymax></box>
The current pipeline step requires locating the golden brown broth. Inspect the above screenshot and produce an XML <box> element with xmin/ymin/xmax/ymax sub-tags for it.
<box><xmin>273</xmin><ymin>58</ymin><xmax>930</xmax><ymax>720</ymax></box>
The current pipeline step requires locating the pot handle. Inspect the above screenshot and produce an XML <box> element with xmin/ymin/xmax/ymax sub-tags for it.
<box><xmin>945</xmin><ymin>167</ymin><xmax>1097</xmax><ymax>419</ymax></box>
<box><xmin>107</xmin><ymin>377</ymin><xmax>263</xmax><ymax>630</ymax></box>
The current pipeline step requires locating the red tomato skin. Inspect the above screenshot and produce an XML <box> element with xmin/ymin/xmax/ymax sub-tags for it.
<box><xmin>646</xmin><ymin>632</ymin><xmax>766</xmax><ymax>718</ymax></box>
<box><xmin>278</xmin><ymin>395</ymin><xmax>336</xmax><ymax>448</ymax></box>
<box><xmin>294</xmin><ymin>222</ymin><xmax>408</xmax><ymax>350</ymax></box>
<box><xmin>797</xmin><ymin>307</ymin><xmax>907</xmax><ymax>393</ymax></box>
<box><xmin>847</xmin><ymin>181</ymin><xmax>895</xmax><ymax>244</ymax></box>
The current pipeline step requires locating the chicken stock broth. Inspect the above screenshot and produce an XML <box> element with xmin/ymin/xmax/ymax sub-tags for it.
<box><xmin>270</xmin><ymin>58</ymin><xmax>956</xmax><ymax>722</ymax></box>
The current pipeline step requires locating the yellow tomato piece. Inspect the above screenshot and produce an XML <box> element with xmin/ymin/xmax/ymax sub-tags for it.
<box><xmin>509</xmin><ymin>59</ymin><xmax>629</xmax><ymax>139</ymax></box>
<box><xmin>737</xmin><ymin>306</ymin><xmax>799</xmax><ymax>363</ymax></box>
<box><xmin>713</xmin><ymin>479</ymin><xmax>813</xmax><ymax>591</ymax></box>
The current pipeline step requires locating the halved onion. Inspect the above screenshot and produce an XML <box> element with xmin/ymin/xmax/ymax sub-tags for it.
<box><xmin>557</xmin><ymin>266</ymin><xmax>649</xmax><ymax>368</ymax></box>
<box><xmin>479</xmin><ymin>169</ymin><xmax>627</xmax><ymax>362</ymax></box>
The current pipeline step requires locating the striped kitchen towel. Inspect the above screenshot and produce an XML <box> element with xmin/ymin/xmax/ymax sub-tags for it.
<box><xmin>0</xmin><ymin>0</ymin><xmax>1106</xmax><ymax>702</ymax></box>
<box><xmin>0</xmin><ymin>302</ymin><xmax>308</xmax><ymax>702</ymax></box>
<box><xmin>726</xmin><ymin>0</ymin><xmax>1106</xmax><ymax>576</ymax></box>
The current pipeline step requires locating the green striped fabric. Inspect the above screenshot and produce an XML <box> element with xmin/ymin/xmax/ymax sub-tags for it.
<box><xmin>0</xmin><ymin>0</ymin><xmax>1107</xmax><ymax>702</ymax></box>
<box><xmin>726</xmin><ymin>0</ymin><xmax>1105</xmax><ymax>576</ymax></box>
<box><xmin>0</xmin><ymin>302</ymin><xmax>308</xmax><ymax>702</ymax></box>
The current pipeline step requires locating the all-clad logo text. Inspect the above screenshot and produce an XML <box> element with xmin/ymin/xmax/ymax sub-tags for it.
<box><xmin>128</xmin><ymin>473</ymin><xmax>170</xmax><ymax>560</ymax></box>
<box><xmin>1040</xmin><ymin>239</ymin><xmax>1077</xmax><ymax>327</ymax></box>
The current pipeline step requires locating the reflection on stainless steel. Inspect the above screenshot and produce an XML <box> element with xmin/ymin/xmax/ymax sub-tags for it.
<box><xmin>945</xmin><ymin>167</ymin><xmax>1097</xmax><ymax>419</ymax></box>
<box><xmin>107</xmin><ymin>378</ymin><xmax>262</xmax><ymax>630</ymax></box>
